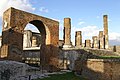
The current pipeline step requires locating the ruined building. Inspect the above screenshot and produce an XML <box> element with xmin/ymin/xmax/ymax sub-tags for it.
<box><xmin>0</xmin><ymin>7</ymin><xmax>111</xmax><ymax>72</ymax></box>
<box><xmin>61</xmin><ymin>15</ymin><xmax>109</xmax><ymax>49</ymax></box>
<box><xmin>23</xmin><ymin>30</ymin><xmax>41</xmax><ymax>65</ymax></box>
<box><xmin>0</xmin><ymin>7</ymin><xmax>59</xmax><ymax>71</ymax></box>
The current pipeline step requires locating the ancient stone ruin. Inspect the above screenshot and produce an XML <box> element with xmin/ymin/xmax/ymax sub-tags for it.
<box><xmin>0</xmin><ymin>7</ymin><xmax>120</xmax><ymax>80</ymax></box>
<box><xmin>0</xmin><ymin>7</ymin><xmax>59</xmax><ymax>71</ymax></box>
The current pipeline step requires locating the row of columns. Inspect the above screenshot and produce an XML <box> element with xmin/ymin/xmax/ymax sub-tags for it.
<box><xmin>63</xmin><ymin>15</ymin><xmax>109</xmax><ymax>49</ymax></box>
<box><xmin>92</xmin><ymin>15</ymin><xmax>109</xmax><ymax>49</ymax></box>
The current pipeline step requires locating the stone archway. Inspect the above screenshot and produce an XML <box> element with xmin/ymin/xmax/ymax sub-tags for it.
<box><xmin>1</xmin><ymin>7</ymin><xmax>59</xmax><ymax>71</ymax></box>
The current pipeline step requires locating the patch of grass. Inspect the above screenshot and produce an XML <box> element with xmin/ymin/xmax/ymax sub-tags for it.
<box><xmin>33</xmin><ymin>72</ymin><xmax>87</xmax><ymax>80</ymax></box>
<box><xmin>98</xmin><ymin>56</ymin><xmax>120</xmax><ymax>59</ymax></box>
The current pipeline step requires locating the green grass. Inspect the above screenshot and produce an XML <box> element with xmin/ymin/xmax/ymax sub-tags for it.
<box><xmin>33</xmin><ymin>72</ymin><xmax>87</xmax><ymax>80</ymax></box>
<box><xmin>98</xmin><ymin>56</ymin><xmax>120</xmax><ymax>59</ymax></box>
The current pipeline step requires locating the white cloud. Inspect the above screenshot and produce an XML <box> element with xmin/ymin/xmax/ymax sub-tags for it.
<box><xmin>109</xmin><ymin>32</ymin><xmax>120</xmax><ymax>41</ymax></box>
<box><xmin>71</xmin><ymin>25</ymin><xmax>120</xmax><ymax>45</ymax></box>
<box><xmin>108</xmin><ymin>19</ymin><xmax>112</xmax><ymax>22</ymax></box>
<box><xmin>40</xmin><ymin>7</ymin><xmax>48</xmax><ymax>13</ymax></box>
<box><xmin>0</xmin><ymin>0</ymin><xmax>35</xmax><ymax>17</ymax></box>
<box><xmin>78</xmin><ymin>21</ymin><xmax>85</xmax><ymax>25</ymax></box>
<box><xmin>109</xmin><ymin>32</ymin><xmax>120</xmax><ymax>46</ymax></box>
<box><xmin>77</xmin><ymin>19</ymin><xmax>85</xmax><ymax>25</ymax></box>
<box><xmin>71</xmin><ymin>25</ymin><xmax>102</xmax><ymax>45</ymax></box>
<box><xmin>96</xmin><ymin>16</ymin><xmax>100</xmax><ymax>19</ymax></box>
<box><xmin>72</xmin><ymin>26</ymin><xmax>102</xmax><ymax>38</ymax></box>
<box><xmin>59</xmin><ymin>20</ymin><xmax>64</xmax><ymax>40</ymax></box>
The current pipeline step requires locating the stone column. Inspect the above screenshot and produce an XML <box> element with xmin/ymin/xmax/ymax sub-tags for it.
<box><xmin>23</xmin><ymin>30</ymin><xmax>32</xmax><ymax>48</ymax></box>
<box><xmin>103</xmin><ymin>15</ymin><xmax>109</xmax><ymax>49</ymax></box>
<box><xmin>85</xmin><ymin>39</ymin><xmax>91</xmax><ymax>48</ymax></box>
<box><xmin>63</xmin><ymin>18</ymin><xmax>72</xmax><ymax>48</ymax></box>
<box><xmin>113</xmin><ymin>45</ymin><xmax>116</xmax><ymax>52</ymax></box>
<box><xmin>32</xmin><ymin>36</ymin><xmax>37</xmax><ymax>47</ymax></box>
<box><xmin>92</xmin><ymin>36</ymin><xmax>98</xmax><ymax>48</ymax></box>
<box><xmin>75</xmin><ymin>31</ymin><xmax>82</xmax><ymax>47</ymax></box>
<box><xmin>98</xmin><ymin>31</ymin><xmax>104</xmax><ymax>49</ymax></box>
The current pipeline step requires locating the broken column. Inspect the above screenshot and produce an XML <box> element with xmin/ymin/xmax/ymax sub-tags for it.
<box><xmin>32</xmin><ymin>36</ymin><xmax>37</xmax><ymax>47</ymax></box>
<box><xmin>98</xmin><ymin>31</ymin><xmax>104</xmax><ymax>49</ymax></box>
<box><xmin>63</xmin><ymin>18</ymin><xmax>72</xmax><ymax>48</ymax></box>
<box><xmin>85</xmin><ymin>39</ymin><xmax>91</xmax><ymax>48</ymax></box>
<box><xmin>75</xmin><ymin>31</ymin><xmax>82</xmax><ymax>47</ymax></box>
<box><xmin>103</xmin><ymin>15</ymin><xmax>109</xmax><ymax>49</ymax></box>
<box><xmin>92</xmin><ymin>36</ymin><xmax>98</xmax><ymax>48</ymax></box>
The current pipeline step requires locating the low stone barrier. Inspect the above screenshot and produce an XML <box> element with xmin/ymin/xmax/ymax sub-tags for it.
<box><xmin>81</xmin><ymin>59</ymin><xmax>120</xmax><ymax>80</ymax></box>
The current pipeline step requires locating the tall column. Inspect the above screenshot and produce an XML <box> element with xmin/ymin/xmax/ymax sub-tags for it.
<box><xmin>85</xmin><ymin>39</ymin><xmax>91</xmax><ymax>48</ymax></box>
<box><xmin>92</xmin><ymin>36</ymin><xmax>98</xmax><ymax>48</ymax></box>
<box><xmin>103</xmin><ymin>15</ymin><xmax>109</xmax><ymax>49</ymax></box>
<box><xmin>63</xmin><ymin>18</ymin><xmax>72</xmax><ymax>48</ymax></box>
<box><xmin>98</xmin><ymin>31</ymin><xmax>104</xmax><ymax>49</ymax></box>
<box><xmin>75</xmin><ymin>31</ymin><xmax>82</xmax><ymax>47</ymax></box>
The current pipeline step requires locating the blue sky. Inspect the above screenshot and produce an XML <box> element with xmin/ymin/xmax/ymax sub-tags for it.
<box><xmin>0</xmin><ymin>0</ymin><xmax>120</xmax><ymax>45</ymax></box>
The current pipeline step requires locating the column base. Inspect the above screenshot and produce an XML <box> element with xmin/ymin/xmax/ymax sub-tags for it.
<box><xmin>63</xmin><ymin>44</ymin><xmax>72</xmax><ymax>48</ymax></box>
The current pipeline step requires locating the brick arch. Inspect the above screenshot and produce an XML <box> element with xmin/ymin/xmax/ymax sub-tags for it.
<box><xmin>24</xmin><ymin>20</ymin><xmax>51</xmax><ymax>45</ymax></box>
<box><xmin>1</xmin><ymin>7</ymin><xmax>59</xmax><ymax>71</ymax></box>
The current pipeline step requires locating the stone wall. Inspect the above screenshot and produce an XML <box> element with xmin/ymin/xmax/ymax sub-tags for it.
<box><xmin>109</xmin><ymin>46</ymin><xmax>120</xmax><ymax>53</ymax></box>
<box><xmin>81</xmin><ymin>59</ymin><xmax>120</xmax><ymax>80</ymax></box>
<box><xmin>59</xmin><ymin>49</ymin><xmax>89</xmax><ymax>70</ymax></box>
<box><xmin>86</xmin><ymin>49</ymin><xmax>119</xmax><ymax>57</ymax></box>
<box><xmin>23</xmin><ymin>49</ymin><xmax>40</xmax><ymax>65</ymax></box>
<box><xmin>59</xmin><ymin>48</ymin><xmax>120</xmax><ymax>70</ymax></box>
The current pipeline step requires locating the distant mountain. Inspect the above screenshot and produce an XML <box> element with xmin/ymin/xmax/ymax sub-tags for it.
<box><xmin>109</xmin><ymin>40</ymin><xmax>120</xmax><ymax>46</ymax></box>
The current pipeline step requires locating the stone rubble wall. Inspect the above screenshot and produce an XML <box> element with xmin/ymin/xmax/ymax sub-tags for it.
<box><xmin>59</xmin><ymin>49</ymin><xmax>88</xmax><ymax>70</ymax></box>
<box><xmin>82</xmin><ymin>59</ymin><xmax>120</xmax><ymax>80</ymax></box>
<box><xmin>86</xmin><ymin>49</ymin><xmax>120</xmax><ymax>57</ymax></box>
<box><xmin>59</xmin><ymin>48</ymin><xmax>120</xmax><ymax>70</ymax></box>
